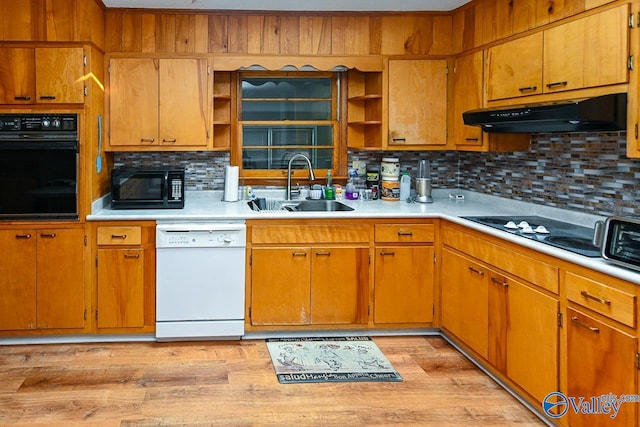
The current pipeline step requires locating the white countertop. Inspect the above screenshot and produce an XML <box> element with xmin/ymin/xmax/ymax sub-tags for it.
<box><xmin>88</xmin><ymin>188</ymin><xmax>640</xmax><ymax>285</ymax></box>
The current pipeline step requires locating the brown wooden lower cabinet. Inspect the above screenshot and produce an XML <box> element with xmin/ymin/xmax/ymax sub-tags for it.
<box><xmin>94</xmin><ymin>222</ymin><xmax>156</xmax><ymax>333</ymax></box>
<box><xmin>0</xmin><ymin>227</ymin><xmax>85</xmax><ymax>332</ymax></box>
<box><xmin>250</xmin><ymin>245</ymin><xmax>369</xmax><ymax>326</ymax></box>
<box><xmin>566</xmin><ymin>307</ymin><xmax>637</xmax><ymax>427</ymax></box>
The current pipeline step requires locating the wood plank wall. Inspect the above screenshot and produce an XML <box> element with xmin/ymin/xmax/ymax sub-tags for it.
<box><xmin>0</xmin><ymin>0</ymin><xmax>105</xmax><ymax>48</ymax></box>
<box><xmin>452</xmin><ymin>0</ymin><xmax>615</xmax><ymax>53</ymax></box>
<box><xmin>104</xmin><ymin>11</ymin><xmax>453</xmax><ymax>56</ymax></box>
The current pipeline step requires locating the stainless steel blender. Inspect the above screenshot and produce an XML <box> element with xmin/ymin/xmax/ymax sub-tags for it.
<box><xmin>415</xmin><ymin>160</ymin><xmax>433</xmax><ymax>203</ymax></box>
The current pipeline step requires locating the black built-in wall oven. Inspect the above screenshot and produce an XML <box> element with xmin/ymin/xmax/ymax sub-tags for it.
<box><xmin>0</xmin><ymin>113</ymin><xmax>79</xmax><ymax>220</ymax></box>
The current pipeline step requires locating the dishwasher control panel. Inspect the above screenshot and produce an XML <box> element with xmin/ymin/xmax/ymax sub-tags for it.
<box><xmin>156</xmin><ymin>223</ymin><xmax>246</xmax><ymax>248</ymax></box>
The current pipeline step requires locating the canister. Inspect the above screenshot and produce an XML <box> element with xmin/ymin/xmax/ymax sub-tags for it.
<box><xmin>381</xmin><ymin>179</ymin><xmax>400</xmax><ymax>201</ymax></box>
<box><xmin>380</xmin><ymin>157</ymin><xmax>400</xmax><ymax>180</ymax></box>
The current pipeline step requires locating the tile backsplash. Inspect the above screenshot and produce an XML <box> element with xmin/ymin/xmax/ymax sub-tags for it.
<box><xmin>114</xmin><ymin>131</ymin><xmax>639</xmax><ymax>216</ymax></box>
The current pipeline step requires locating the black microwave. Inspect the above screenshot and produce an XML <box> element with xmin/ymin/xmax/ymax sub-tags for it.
<box><xmin>111</xmin><ymin>168</ymin><xmax>185</xmax><ymax>209</ymax></box>
<box><xmin>593</xmin><ymin>216</ymin><xmax>640</xmax><ymax>271</ymax></box>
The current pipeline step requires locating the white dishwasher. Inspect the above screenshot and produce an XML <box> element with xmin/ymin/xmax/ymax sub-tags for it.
<box><xmin>155</xmin><ymin>222</ymin><xmax>246</xmax><ymax>341</ymax></box>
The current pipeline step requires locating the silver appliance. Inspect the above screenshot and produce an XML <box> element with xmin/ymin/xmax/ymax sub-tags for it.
<box><xmin>593</xmin><ymin>216</ymin><xmax>640</xmax><ymax>271</ymax></box>
<box><xmin>156</xmin><ymin>222</ymin><xmax>246</xmax><ymax>341</ymax></box>
<box><xmin>415</xmin><ymin>160</ymin><xmax>433</xmax><ymax>203</ymax></box>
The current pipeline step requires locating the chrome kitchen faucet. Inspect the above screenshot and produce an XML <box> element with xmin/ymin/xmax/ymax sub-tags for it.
<box><xmin>286</xmin><ymin>153</ymin><xmax>315</xmax><ymax>200</ymax></box>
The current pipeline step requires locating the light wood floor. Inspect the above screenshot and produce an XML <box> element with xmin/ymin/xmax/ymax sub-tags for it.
<box><xmin>0</xmin><ymin>335</ymin><xmax>545</xmax><ymax>426</ymax></box>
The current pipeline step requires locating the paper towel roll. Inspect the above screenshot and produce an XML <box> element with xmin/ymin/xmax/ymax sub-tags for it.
<box><xmin>223</xmin><ymin>165</ymin><xmax>239</xmax><ymax>202</ymax></box>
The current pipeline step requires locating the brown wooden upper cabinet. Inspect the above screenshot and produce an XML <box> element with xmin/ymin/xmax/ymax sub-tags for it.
<box><xmin>486</xmin><ymin>4</ymin><xmax>629</xmax><ymax>102</ymax></box>
<box><xmin>107</xmin><ymin>57</ymin><xmax>211</xmax><ymax>151</ymax></box>
<box><xmin>0</xmin><ymin>47</ymin><xmax>85</xmax><ymax>105</ymax></box>
<box><xmin>388</xmin><ymin>59</ymin><xmax>448</xmax><ymax>149</ymax></box>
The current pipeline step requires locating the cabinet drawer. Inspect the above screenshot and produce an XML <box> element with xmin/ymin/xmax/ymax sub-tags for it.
<box><xmin>375</xmin><ymin>224</ymin><xmax>434</xmax><ymax>243</ymax></box>
<box><xmin>252</xmin><ymin>224</ymin><xmax>369</xmax><ymax>244</ymax></box>
<box><xmin>566</xmin><ymin>271</ymin><xmax>636</xmax><ymax>328</ymax></box>
<box><xmin>442</xmin><ymin>224</ymin><xmax>558</xmax><ymax>293</ymax></box>
<box><xmin>97</xmin><ymin>226</ymin><xmax>142</xmax><ymax>246</ymax></box>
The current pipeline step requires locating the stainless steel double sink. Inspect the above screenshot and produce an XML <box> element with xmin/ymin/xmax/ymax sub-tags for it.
<box><xmin>248</xmin><ymin>198</ymin><xmax>354</xmax><ymax>212</ymax></box>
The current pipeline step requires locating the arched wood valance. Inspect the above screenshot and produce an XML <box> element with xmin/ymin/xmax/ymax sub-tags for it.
<box><xmin>212</xmin><ymin>55</ymin><xmax>383</xmax><ymax>72</ymax></box>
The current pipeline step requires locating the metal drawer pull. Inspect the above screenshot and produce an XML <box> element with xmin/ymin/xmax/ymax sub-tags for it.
<box><xmin>39</xmin><ymin>95</ymin><xmax>56</xmax><ymax>100</ymax></box>
<box><xmin>546</xmin><ymin>81</ymin><xmax>568</xmax><ymax>89</ymax></box>
<box><xmin>397</xmin><ymin>231</ymin><xmax>413</xmax><ymax>236</ymax></box>
<box><xmin>15</xmin><ymin>233</ymin><xmax>32</xmax><ymax>239</ymax></box>
<box><xmin>14</xmin><ymin>96</ymin><xmax>31</xmax><ymax>101</ymax></box>
<box><xmin>580</xmin><ymin>290</ymin><xmax>611</xmax><ymax>305</ymax></box>
<box><xmin>162</xmin><ymin>138</ymin><xmax>177</xmax><ymax>143</ymax></box>
<box><xmin>379</xmin><ymin>251</ymin><xmax>395</xmax><ymax>256</ymax></box>
<box><xmin>140</xmin><ymin>137</ymin><xmax>155</xmax><ymax>142</ymax></box>
<box><xmin>124</xmin><ymin>253</ymin><xmax>140</xmax><ymax>259</ymax></box>
<box><xmin>468</xmin><ymin>266</ymin><xmax>484</xmax><ymax>276</ymax></box>
<box><xmin>491</xmin><ymin>277</ymin><xmax>509</xmax><ymax>287</ymax></box>
<box><xmin>518</xmin><ymin>86</ymin><xmax>537</xmax><ymax>92</ymax></box>
<box><xmin>315</xmin><ymin>251</ymin><xmax>331</xmax><ymax>256</ymax></box>
<box><xmin>392</xmin><ymin>138</ymin><xmax>406</xmax><ymax>142</ymax></box>
<box><xmin>465</xmin><ymin>138</ymin><xmax>479</xmax><ymax>142</ymax></box>
<box><xmin>40</xmin><ymin>233</ymin><xmax>56</xmax><ymax>238</ymax></box>
<box><xmin>111</xmin><ymin>234</ymin><xmax>127</xmax><ymax>240</ymax></box>
<box><xmin>292</xmin><ymin>252</ymin><xmax>307</xmax><ymax>257</ymax></box>
<box><xmin>571</xmin><ymin>316</ymin><xmax>600</xmax><ymax>333</ymax></box>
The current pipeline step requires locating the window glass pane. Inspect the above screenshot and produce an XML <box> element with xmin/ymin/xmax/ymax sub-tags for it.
<box><xmin>242</xmin><ymin>125</ymin><xmax>333</xmax><ymax>170</ymax></box>
<box><xmin>242</xmin><ymin>78</ymin><xmax>332</xmax><ymax>99</ymax></box>
<box><xmin>243</xmin><ymin>148</ymin><xmax>333</xmax><ymax>170</ymax></box>
<box><xmin>242</xmin><ymin>100</ymin><xmax>331</xmax><ymax>121</ymax></box>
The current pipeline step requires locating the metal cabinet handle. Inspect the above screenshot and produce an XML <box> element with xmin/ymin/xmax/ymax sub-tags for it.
<box><xmin>379</xmin><ymin>250</ymin><xmax>395</xmax><ymax>256</ymax></box>
<box><xmin>491</xmin><ymin>276</ymin><xmax>509</xmax><ymax>287</ymax></box>
<box><xmin>14</xmin><ymin>96</ymin><xmax>31</xmax><ymax>101</ymax></box>
<box><xmin>315</xmin><ymin>251</ymin><xmax>331</xmax><ymax>256</ymax></box>
<box><xmin>140</xmin><ymin>137</ymin><xmax>155</xmax><ymax>143</ymax></box>
<box><xmin>546</xmin><ymin>81</ymin><xmax>568</xmax><ymax>89</ymax></box>
<box><xmin>580</xmin><ymin>290</ymin><xmax>611</xmax><ymax>305</ymax></box>
<box><xmin>397</xmin><ymin>231</ymin><xmax>413</xmax><ymax>236</ymax></box>
<box><xmin>465</xmin><ymin>138</ymin><xmax>479</xmax><ymax>142</ymax></box>
<box><xmin>162</xmin><ymin>138</ymin><xmax>177</xmax><ymax>143</ymax></box>
<box><xmin>292</xmin><ymin>252</ymin><xmax>307</xmax><ymax>257</ymax></box>
<box><xmin>111</xmin><ymin>234</ymin><xmax>127</xmax><ymax>240</ymax></box>
<box><xmin>392</xmin><ymin>138</ymin><xmax>406</xmax><ymax>142</ymax></box>
<box><xmin>518</xmin><ymin>86</ymin><xmax>538</xmax><ymax>92</ymax></box>
<box><xmin>15</xmin><ymin>233</ymin><xmax>32</xmax><ymax>239</ymax></box>
<box><xmin>124</xmin><ymin>253</ymin><xmax>140</xmax><ymax>259</ymax></box>
<box><xmin>40</xmin><ymin>233</ymin><xmax>57</xmax><ymax>238</ymax></box>
<box><xmin>39</xmin><ymin>95</ymin><xmax>56</xmax><ymax>100</ymax></box>
<box><xmin>468</xmin><ymin>266</ymin><xmax>484</xmax><ymax>276</ymax></box>
<box><xmin>571</xmin><ymin>316</ymin><xmax>600</xmax><ymax>333</ymax></box>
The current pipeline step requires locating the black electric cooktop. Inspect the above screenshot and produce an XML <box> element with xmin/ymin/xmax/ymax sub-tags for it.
<box><xmin>463</xmin><ymin>215</ymin><xmax>601</xmax><ymax>257</ymax></box>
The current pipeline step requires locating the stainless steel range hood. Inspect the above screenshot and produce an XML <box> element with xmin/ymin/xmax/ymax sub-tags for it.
<box><xmin>462</xmin><ymin>93</ymin><xmax>627</xmax><ymax>133</ymax></box>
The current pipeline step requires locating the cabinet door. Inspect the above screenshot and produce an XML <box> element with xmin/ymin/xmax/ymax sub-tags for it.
<box><xmin>489</xmin><ymin>272</ymin><xmax>559</xmax><ymax>404</ymax></box>
<box><xmin>567</xmin><ymin>307</ymin><xmax>637</xmax><ymax>426</ymax></box>
<box><xmin>0</xmin><ymin>48</ymin><xmax>35</xmax><ymax>104</ymax></box>
<box><xmin>0</xmin><ymin>230</ymin><xmax>36</xmax><ymax>330</ymax></box>
<box><xmin>450</xmin><ymin>51</ymin><xmax>483</xmax><ymax>148</ymax></box>
<box><xmin>109</xmin><ymin>57</ymin><xmax>159</xmax><ymax>147</ymax></box>
<box><xmin>36</xmin><ymin>229</ymin><xmax>85</xmax><ymax>329</ymax></box>
<box><xmin>486</xmin><ymin>32</ymin><xmax>543</xmax><ymax>101</ymax></box>
<box><xmin>542</xmin><ymin>16</ymin><xmax>585</xmax><ymax>92</ymax></box>
<box><xmin>374</xmin><ymin>246</ymin><xmax>434</xmax><ymax>324</ymax></box>
<box><xmin>311</xmin><ymin>247</ymin><xmax>369</xmax><ymax>324</ymax></box>
<box><xmin>97</xmin><ymin>248</ymin><xmax>145</xmax><ymax>329</ymax></box>
<box><xmin>441</xmin><ymin>248</ymin><xmax>488</xmax><ymax>358</ymax></box>
<box><xmin>388</xmin><ymin>59</ymin><xmax>447</xmax><ymax>148</ymax></box>
<box><xmin>582</xmin><ymin>5</ymin><xmax>629</xmax><ymax>89</ymax></box>
<box><xmin>35</xmin><ymin>48</ymin><xmax>85</xmax><ymax>104</ymax></box>
<box><xmin>158</xmin><ymin>58</ymin><xmax>210</xmax><ymax>148</ymax></box>
<box><xmin>251</xmin><ymin>247</ymin><xmax>311</xmax><ymax>325</ymax></box>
